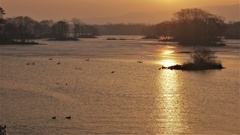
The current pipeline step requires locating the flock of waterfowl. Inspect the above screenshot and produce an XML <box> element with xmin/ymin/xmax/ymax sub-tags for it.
<box><xmin>26</xmin><ymin>57</ymin><xmax>143</xmax><ymax>66</ymax></box>
<box><xmin>24</xmin><ymin>56</ymin><xmax>146</xmax><ymax>121</ymax></box>
<box><xmin>24</xmin><ymin>56</ymin><xmax>124</xmax><ymax>120</ymax></box>
<box><xmin>26</xmin><ymin>56</ymin><xmax>144</xmax><ymax>74</ymax></box>
<box><xmin>25</xmin><ymin>57</ymin><xmax>63</xmax><ymax>66</ymax></box>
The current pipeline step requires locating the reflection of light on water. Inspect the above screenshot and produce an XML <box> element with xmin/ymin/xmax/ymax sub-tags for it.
<box><xmin>163</xmin><ymin>50</ymin><xmax>175</xmax><ymax>55</ymax></box>
<box><xmin>156</xmin><ymin>70</ymin><xmax>187</xmax><ymax>134</ymax></box>
<box><xmin>159</xmin><ymin>59</ymin><xmax>176</xmax><ymax>67</ymax></box>
<box><xmin>155</xmin><ymin>49</ymin><xmax>177</xmax><ymax>67</ymax></box>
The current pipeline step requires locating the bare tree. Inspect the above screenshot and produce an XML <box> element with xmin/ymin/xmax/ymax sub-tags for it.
<box><xmin>182</xmin><ymin>48</ymin><xmax>223</xmax><ymax>70</ymax></box>
<box><xmin>71</xmin><ymin>18</ymin><xmax>84</xmax><ymax>39</ymax></box>
<box><xmin>52</xmin><ymin>20</ymin><xmax>69</xmax><ymax>40</ymax></box>
<box><xmin>171</xmin><ymin>8</ymin><xmax>225</xmax><ymax>45</ymax></box>
<box><xmin>5</xmin><ymin>16</ymin><xmax>36</xmax><ymax>42</ymax></box>
<box><xmin>190</xmin><ymin>48</ymin><xmax>217</xmax><ymax>64</ymax></box>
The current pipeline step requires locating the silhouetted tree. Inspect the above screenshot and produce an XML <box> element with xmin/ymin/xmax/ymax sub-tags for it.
<box><xmin>181</xmin><ymin>48</ymin><xmax>223</xmax><ymax>70</ymax></box>
<box><xmin>34</xmin><ymin>20</ymin><xmax>53</xmax><ymax>38</ymax></box>
<box><xmin>71</xmin><ymin>18</ymin><xmax>84</xmax><ymax>38</ymax></box>
<box><xmin>3</xmin><ymin>18</ymin><xmax>17</xmax><ymax>40</ymax></box>
<box><xmin>2</xmin><ymin>16</ymin><xmax>35</xmax><ymax>43</ymax></box>
<box><xmin>224</xmin><ymin>21</ymin><xmax>240</xmax><ymax>39</ymax></box>
<box><xmin>142</xmin><ymin>25</ymin><xmax>159</xmax><ymax>39</ymax></box>
<box><xmin>14</xmin><ymin>16</ymin><xmax>35</xmax><ymax>42</ymax></box>
<box><xmin>171</xmin><ymin>8</ymin><xmax>225</xmax><ymax>45</ymax></box>
<box><xmin>52</xmin><ymin>20</ymin><xmax>69</xmax><ymax>40</ymax></box>
<box><xmin>78</xmin><ymin>24</ymin><xmax>98</xmax><ymax>37</ymax></box>
<box><xmin>0</xmin><ymin>7</ymin><xmax>7</xmax><ymax>43</ymax></box>
<box><xmin>190</xmin><ymin>48</ymin><xmax>217</xmax><ymax>64</ymax></box>
<box><xmin>155</xmin><ymin>21</ymin><xmax>176</xmax><ymax>40</ymax></box>
<box><xmin>0</xmin><ymin>7</ymin><xmax>13</xmax><ymax>44</ymax></box>
<box><xmin>0</xmin><ymin>7</ymin><xmax>6</xmax><ymax>24</ymax></box>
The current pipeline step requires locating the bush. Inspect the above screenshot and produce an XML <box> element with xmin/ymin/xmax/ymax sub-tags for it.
<box><xmin>183</xmin><ymin>48</ymin><xmax>223</xmax><ymax>70</ymax></box>
<box><xmin>190</xmin><ymin>48</ymin><xmax>217</xmax><ymax>64</ymax></box>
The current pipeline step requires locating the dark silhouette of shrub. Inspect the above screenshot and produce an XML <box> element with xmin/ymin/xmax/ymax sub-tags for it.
<box><xmin>183</xmin><ymin>48</ymin><xmax>223</xmax><ymax>70</ymax></box>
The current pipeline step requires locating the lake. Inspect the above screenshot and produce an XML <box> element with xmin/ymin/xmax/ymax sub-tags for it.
<box><xmin>0</xmin><ymin>36</ymin><xmax>239</xmax><ymax>134</ymax></box>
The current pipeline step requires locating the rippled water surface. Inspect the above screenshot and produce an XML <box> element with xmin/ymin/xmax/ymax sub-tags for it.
<box><xmin>0</xmin><ymin>36</ymin><xmax>239</xmax><ymax>134</ymax></box>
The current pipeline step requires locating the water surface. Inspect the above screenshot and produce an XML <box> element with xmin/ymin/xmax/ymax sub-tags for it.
<box><xmin>0</xmin><ymin>36</ymin><xmax>239</xmax><ymax>134</ymax></box>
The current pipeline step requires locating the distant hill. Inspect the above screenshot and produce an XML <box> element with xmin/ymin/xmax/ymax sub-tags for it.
<box><xmin>83</xmin><ymin>4</ymin><xmax>239</xmax><ymax>24</ymax></box>
<box><xmin>82</xmin><ymin>11</ymin><xmax>173</xmax><ymax>24</ymax></box>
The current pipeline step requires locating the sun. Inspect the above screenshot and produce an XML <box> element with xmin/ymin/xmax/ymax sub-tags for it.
<box><xmin>155</xmin><ymin>0</ymin><xmax>184</xmax><ymax>8</ymax></box>
<box><xmin>162</xmin><ymin>0</ymin><xmax>178</xmax><ymax>4</ymax></box>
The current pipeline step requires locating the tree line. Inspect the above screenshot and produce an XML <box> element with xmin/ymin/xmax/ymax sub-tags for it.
<box><xmin>0</xmin><ymin>8</ymin><xmax>99</xmax><ymax>43</ymax></box>
<box><xmin>0</xmin><ymin>7</ymin><xmax>239</xmax><ymax>45</ymax></box>
<box><xmin>94</xmin><ymin>23</ymin><xmax>147</xmax><ymax>35</ymax></box>
<box><xmin>224</xmin><ymin>21</ymin><xmax>240</xmax><ymax>39</ymax></box>
<box><xmin>143</xmin><ymin>8</ymin><xmax>240</xmax><ymax>45</ymax></box>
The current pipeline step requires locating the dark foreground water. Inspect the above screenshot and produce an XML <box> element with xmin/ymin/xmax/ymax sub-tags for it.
<box><xmin>0</xmin><ymin>36</ymin><xmax>239</xmax><ymax>134</ymax></box>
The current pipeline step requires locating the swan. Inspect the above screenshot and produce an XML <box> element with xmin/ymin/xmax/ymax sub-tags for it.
<box><xmin>137</xmin><ymin>59</ymin><xmax>143</xmax><ymax>63</ymax></box>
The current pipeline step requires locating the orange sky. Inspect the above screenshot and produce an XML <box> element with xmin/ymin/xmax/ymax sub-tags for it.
<box><xmin>1</xmin><ymin>0</ymin><xmax>239</xmax><ymax>23</ymax></box>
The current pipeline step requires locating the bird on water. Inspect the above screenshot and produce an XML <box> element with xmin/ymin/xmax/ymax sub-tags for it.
<box><xmin>66</xmin><ymin>116</ymin><xmax>71</xmax><ymax>119</ymax></box>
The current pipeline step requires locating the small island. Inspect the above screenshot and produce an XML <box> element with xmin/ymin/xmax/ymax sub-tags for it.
<box><xmin>106</xmin><ymin>37</ymin><xmax>118</xmax><ymax>40</ymax></box>
<box><xmin>0</xmin><ymin>11</ymin><xmax>98</xmax><ymax>44</ymax></box>
<box><xmin>106</xmin><ymin>37</ymin><xmax>128</xmax><ymax>40</ymax></box>
<box><xmin>161</xmin><ymin>48</ymin><xmax>224</xmax><ymax>70</ymax></box>
<box><xmin>0</xmin><ymin>40</ymin><xmax>39</xmax><ymax>45</ymax></box>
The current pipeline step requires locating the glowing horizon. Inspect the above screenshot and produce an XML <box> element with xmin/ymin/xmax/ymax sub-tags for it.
<box><xmin>1</xmin><ymin>0</ymin><xmax>239</xmax><ymax>24</ymax></box>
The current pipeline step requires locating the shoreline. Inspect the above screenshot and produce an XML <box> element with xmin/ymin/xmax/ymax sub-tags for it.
<box><xmin>0</xmin><ymin>42</ymin><xmax>46</xmax><ymax>45</ymax></box>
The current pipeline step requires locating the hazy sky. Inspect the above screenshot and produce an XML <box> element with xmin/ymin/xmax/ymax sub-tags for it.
<box><xmin>1</xmin><ymin>0</ymin><xmax>239</xmax><ymax>23</ymax></box>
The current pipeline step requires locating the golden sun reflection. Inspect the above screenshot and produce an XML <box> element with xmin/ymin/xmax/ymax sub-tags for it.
<box><xmin>159</xmin><ymin>59</ymin><xmax>176</xmax><ymax>67</ymax></box>
<box><xmin>155</xmin><ymin>70</ymin><xmax>187</xmax><ymax>134</ymax></box>
<box><xmin>163</xmin><ymin>50</ymin><xmax>175</xmax><ymax>55</ymax></box>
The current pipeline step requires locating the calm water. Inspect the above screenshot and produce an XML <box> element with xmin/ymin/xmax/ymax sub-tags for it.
<box><xmin>0</xmin><ymin>36</ymin><xmax>239</xmax><ymax>134</ymax></box>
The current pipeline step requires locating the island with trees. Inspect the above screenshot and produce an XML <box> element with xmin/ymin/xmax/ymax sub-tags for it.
<box><xmin>0</xmin><ymin>8</ymin><xmax>99</xmax><ymax>44</ymax></box>
<box><xmin>161</xmin><ymin>48</ymin><xmax>223</xmax><ymax>70</ymax></box>
<box><xmin>145</xmin><ymin>8</ymin><xmax>226</xmax><ymax>46</ymax></box>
